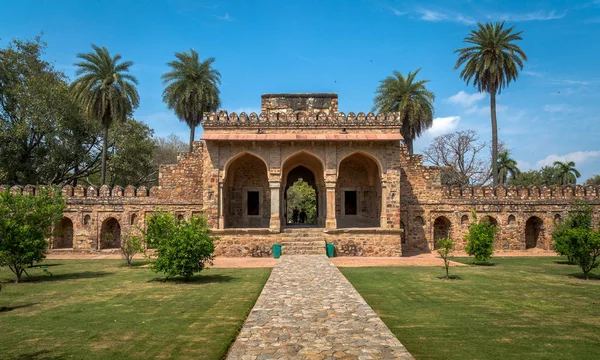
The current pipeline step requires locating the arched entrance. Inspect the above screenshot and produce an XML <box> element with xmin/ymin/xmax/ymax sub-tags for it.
<box><xmin>54</xmin><ymin>217</ymin><xmax>74</xmax><ymax>249</ymax></box>
<box><xmin>223</xmin><ymin>153</ymin><xmax>270</xmax><ymax>228</ymax></box>
<box><xmin>433</xmin><ymin>216</ymin><xmax>451</xmax><ymax>249</ymax></box>
<box><xmin>336</xmin><ymin>152</ymin><xmax>382</xmax><ymax>228</ymax></box>
<box><xmin>281</xmin><ymin>151</ymin><xmax>325</xmax><ymax>227</ymax></box>
<box><xmin>525</xmin><ymin>216</ymin><xmax>544</xmax><ymax>249</ymax></box>
<box><xmin>101</xmin><ymin>217</ymin><xmax>121</xmax><ymax>249</ymax></box>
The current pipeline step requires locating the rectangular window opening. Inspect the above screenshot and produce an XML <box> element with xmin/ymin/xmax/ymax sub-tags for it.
<box><xmin>344</xmin><ymin>191</ymin><xmax>357</xmax><ymax>215</ymax></box>
<box><xmin>247</xmin><ymin>191</ymin><xmax>260</xmax><ymax>216</ymax></box>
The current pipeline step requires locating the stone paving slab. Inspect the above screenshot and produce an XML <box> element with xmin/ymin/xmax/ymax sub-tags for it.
<box><xmin>226</xmin><ymin>255</ymin><xmax>414</xmax><ymax>360</ymax></box>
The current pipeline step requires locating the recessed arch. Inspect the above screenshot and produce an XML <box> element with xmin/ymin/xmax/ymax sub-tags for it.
<box><xmin>481</xmin><ymin>215</ymin><xmax>498</xmax><ymax>227</ymax></box>
<box><xmin>53</xmin><ymin>217</ymin><xmax>74</xmax><ymax>249</ymax></box>
<box><xmin>336</xmin><ymin>150</ymin><xmax>383</xmax><ymax>181</ymax></box>
<box><xmin>223</xmin><ymin>151</ymin><xmax>269</xmax><ymax>181</ymax></box>
<box><xmin>461</xmin><ymin>214</ymin><xmax>470</xmax><ymax>225</ymax></box>
<box><xmin>525</xmin><ymin>216</ymin><xmax>544</xmax><ymax>249</ymax></box>
<box><xmin>336</xmin><ymin>152</ymin><xmax>382</xmax><ymax>228</ymax></box>
<box><xmin>507</xmin><ymin>215</ymin><xmax>516</xmax><ymax>225</ymax></box>
<box><xmin>100</xmin><ymin>217</ymin><xmax>121</xmax><ymax>249</ymax></box>
<box><xmin>281</xmin><ymin>150</ymin><xmax>326</xmax><ymax>184</ymax></box>
<box><xmin>433</xmin><ymin>216</ymin><xmax>451</xmax><ymax>249</ymax></box>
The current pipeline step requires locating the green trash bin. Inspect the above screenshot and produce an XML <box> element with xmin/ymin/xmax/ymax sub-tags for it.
<box><xmin>273</xmin><ymin>244</ymin><xmax>282</xmax><ymax>259</ymax></box>
<box><xmin>326</xmin><ymin>243</ymin><xmax>335</xmax><ymax>258</ymax></box>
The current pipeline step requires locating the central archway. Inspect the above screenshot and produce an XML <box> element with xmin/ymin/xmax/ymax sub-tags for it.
<box><xmin>281</xmin><ymin>151</ymin><xmax>325</xmax><ymax>227</ymax></box>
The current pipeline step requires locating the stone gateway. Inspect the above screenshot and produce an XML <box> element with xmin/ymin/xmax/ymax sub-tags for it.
<box><xmin>7</xmin><ymin>93</ymin><xmax>600</xmax><ymax>257</ymax></box>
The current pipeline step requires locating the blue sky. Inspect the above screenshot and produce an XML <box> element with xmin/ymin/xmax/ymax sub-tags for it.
<box><xmin>2</xmin><ymin>0</ymin><xmax>600</xmax><ymax>181</ymax></box>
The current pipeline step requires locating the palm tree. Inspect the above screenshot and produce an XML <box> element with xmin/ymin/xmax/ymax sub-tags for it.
<box><xmin>553</xmin><ymin>161</ymin><xmax>581</xmax><ymax>185</ymax></box>
<box><xmin>454</xmin><ymin>22</ymin><xmax>527</xmax><ymax>186</ymax></box>
<box><xmin>497</xmin><ymin>151</ymin><xmax>520</xmax><ymax>185</ymax></box>
<box><xmin>71</xmin><ymin>45</ymin><xmax>139</xmax><ymax>186</ymax></box>
<box><xmin>373</xmin><ymin>69</ymin><xmax>435</xmax><ymax>154</ymax></box>
<box><xmin>162</xmin><ymin>49</ymin><xmax>221</xmax><ymax>152</ymax></box>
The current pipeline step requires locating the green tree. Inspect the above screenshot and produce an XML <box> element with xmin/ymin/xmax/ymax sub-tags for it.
<box><xmin>71</xmin><ymin>45</ymin><xmax>139</xmax><ymax>186</ymax></box>
<box><xmin>465</xmin><ymin>210</ymin><xmax>498</xmax><ymax>264</ymax></box>
<box><xmin>286</xmin><ymin>180</ymin><xmax>317</xmax><ymax>224</ymax></box>
<box><xmin>585</xmin><ymin>174</ymin><xmax>600</xmax><ymax>185</ymax></box>
<box><xmin>144</xmin><ymin>212</ymin><xmax>215</xmax><ymax>280</ymax></box>
<box><xmin>373</xmin><ymin>69</ymin><xmax>435</xmax><ymax>154</ymax></box>
<box><xmin>497</xmin><ymin>151</ymin><xmax>520</xmax><ymax>185</ymax></box>
<box><xmin>553</xmin><ymin>160</ymin><xmax>581</xmax><ymax>185</ymax></box>
<box><xmin>435</xmin><ymin>237</ymin><xmax>455</xmax><ymax>280</ymax></box>
<box><xmin>454</xmin><ymin>22</ymin><xmax>527</xmax><ymax>186</ymax></box>
<box><xmin>0</xmin><ymin>37</ymin><xmax>102</xmax><ymax>186</ymax></box>
<box><xmin>508</xmin><ymin>166</ymin><xmax>561</xmax><ymax>186</ymax></box>
<box><xmin>553</xmin><ymin>202</ymin><xmax>593</xmax><ymax>264</ymax></box>
<box><xmin>120</xmin><ymin>231</ymin><xmax>144</xmax><ymax>267</ymax></box>
<box><xmin>162</xmin><ymin>49</ymin><xmax>221</xmax><ymax>152</ymax></box>
<box><xmin>0</xmin><ymin>188</ymin><xmax>65</xmax><ymax>282</ymax></box>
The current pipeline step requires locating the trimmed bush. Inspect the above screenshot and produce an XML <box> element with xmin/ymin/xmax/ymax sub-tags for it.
<box><xmin>120</xmin><ymin>231</ymin><xmax>144</xmax><ymax>266</ymax></box>
<box><xmin>465</xmin><ymin>211</ymin><xmax>498</xmax><ymax>264</ymax></box>
<box><xmin>144</xmin><ymin>212</ymin><xmax>215</xmax><ymax>280</ymax></box>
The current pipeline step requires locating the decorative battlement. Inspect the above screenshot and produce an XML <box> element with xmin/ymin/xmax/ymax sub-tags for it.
<box><xmin>0</xmin><ymin>184</ymin><xmax>159</xmax><ymax>198</ymax></box>
<box><xmin>441</xmin><ymin>184</ymin><xmax>600</xmax><ymax>201</ymax></box>
<box><xmin>202</xmin><ymin>111</ymin><xmax>401</xmax><ymax>128</ymax></box>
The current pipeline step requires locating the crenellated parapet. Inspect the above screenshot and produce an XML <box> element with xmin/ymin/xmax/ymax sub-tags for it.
<box><xmin>0</xmin><ymin>184</ymin><xmax>159</xmax><ymax>199</ymax></box>
<box><xmin>202</xmin><ymin>110</ymin><xmax>401</xmax><ymax>128</ymax></box>
<box><xmin>441</xmin><ymin>184</ymin><xmax>600</xmax><ymax>201</ymax></box>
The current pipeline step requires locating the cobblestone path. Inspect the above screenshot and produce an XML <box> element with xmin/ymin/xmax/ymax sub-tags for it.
<box><xmin>226</xmin><ymin>255</ymin><xmax>414</xmax><ymax>359</ymax></box>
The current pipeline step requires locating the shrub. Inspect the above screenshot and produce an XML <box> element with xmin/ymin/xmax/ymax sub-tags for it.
<box><xmin>465</xmin><ymin>211</ymin><xmax>498</xmax><ymax>264</ymax></box>
<box><xmin>120</xmin><ymin>231</ymin><xmax>144</xmax><ymax>266</ymax></box>
<box><xmin>0</xmin><ymin>188</ymin><xmax>65</xmax><ymax>282</ymax></box>
<box><xmin>144</xmin><ymin>212</ymin><xmax>215</xmax><ymax>280</ymax></box>
<box><xmin>436</xmin><ymin>237</ymin><xmax>455</xmax><ymax>279</ymax></box>
<box><xmin>554</xmin><ymin>227</ymin><xmax>600</xmax><ymax>279</ymax></box>
<box><xmin>553</xmin><ymin>202</ymin><xmax>594</xmax><ymax>264</ymax></box>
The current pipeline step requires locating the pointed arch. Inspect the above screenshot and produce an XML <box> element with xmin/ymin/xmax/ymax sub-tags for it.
<box><xmin>53</xmin><ymin>217</ymin><xmax>74</xmax><ymax>249</ymax></box>
<box><xmin>223</xmin><ymin>151</ymin><xmax>269</xmax><ymax>182</ymax></box>
<box><xmin>433</xmin><ymin>216</ymin><xmax>451</xmax><ymax>249</ymax></box>
<box><xmin>100</xmin><ymin>217</ymin><xmax>121</xmax><ymax>249</ymax></box>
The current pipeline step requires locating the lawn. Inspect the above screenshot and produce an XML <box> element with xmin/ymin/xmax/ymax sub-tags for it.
<box><xmin>0</xmin><ymin>260</ymin><xmax>271</xmax><ymax>360</ymax></box>
<box><xmin>341</xmin><ymin>257</ymin><xmax>600</xmax><ymax>360</ymax></box>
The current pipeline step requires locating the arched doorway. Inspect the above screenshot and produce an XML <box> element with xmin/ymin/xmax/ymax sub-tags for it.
<box><xmin>281</xmin><ymin>151</ymin><xmax>325</xmax><ymax>227</ymax></box>
<box><xmin>481</xmin><ymin>215</ymin><xmax>498</xmax><ymax>227</ymax></box>
<box><xmin>101</xmin><ymin>217</ymin><xmax>121</xmax><ymax>249</ymax></box>
<box><xmin>433</xmin><ymin>216</ymin><xmax>451</xmax><ymax>249</ymax></box>
<box><xmin>223</xmin><ymin>153</ymin><xmax>270</xmax><ymax>228</ymax></box>
<box><xmin>54</xmin><ymin>217</ymin><xmax>74</xmax><ymax>249</ymax></box>
<box><xmin>336</xmin><ymin>152</ymin><xmax>382</xmax><ymax>228</ymax></box>
<box><xmin>525</xmin><ymin>216</ymin><xmax>544</xmax><ymax>249</ymax></box>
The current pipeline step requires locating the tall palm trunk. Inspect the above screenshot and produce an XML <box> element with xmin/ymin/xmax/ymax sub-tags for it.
<box><xmin>101</xmin><ymin>123</ymin><xmax>109</xmax><ymax>186</ymax></box>
<box><xmin>189</xmin><ymin>125</ymin><xmax>195</xmax><ymax>153</ymax></box>
<box><xmin>406</xmin><ymin>138</ymin><xmax>414</xmax><ymax>155</ymax></box>
<box><xmin>490</xmin><ymin>89</ymin><xmax>498</xmax><ymax>186</ymax></box>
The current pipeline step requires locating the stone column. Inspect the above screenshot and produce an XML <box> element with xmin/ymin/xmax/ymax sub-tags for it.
<box><xmin>218</xmin><ymin>182</ymin><xmax>225</xmax><ymax>229</ymax></box>
<box><xmin>325</xmin><ymin>183</ymin><xmax>337</xmax><ymax>229</ymax></box>
<box><xmin>269</xmin><ymin>181</ymin><xmax>281</xmax><ymax>231</ymax></box>
<box><xmin>380</xmin><ymin>180</ymin><xmax>388</xmax><ymax>229</ymax></box>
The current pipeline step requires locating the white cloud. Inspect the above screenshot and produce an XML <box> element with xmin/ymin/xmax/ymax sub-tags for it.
<box><xmin>447</xmin><ymin>91</ymin><xmax>486</xmax><ymax>107</ymax></box>
<box><xmin>231</xmin><ymin>107</ymin><xmax>260</xmax><ymax>114</ymax></box>
<box><xmin>416</xmin><ymin>9</ymin><xmax>476</xmax><ymax>25</ymax></box>
<box><xmin>465</xmin><ymin>104</ymin><xmax>508</xmax><ymax>116</ymax></box>
<box><xmin>535</xmin><ymin>151</ymin><xmax>600</xmax><ymax>168</ymax></box>
<box><xmin>213</xmin><ymin>12</ymin><xmax>232</xmax><ymax>21</ymax></box>
<box><xmin>488</xmin><ymin>10</ymin><xmax>566</xmax><ymax>22</ymax></box>
<box><xmin>544</xmin><ymin>104</ymin><xmax>571</xmax><ymax>113</ymax></box>
<box><xmin>516</xmin><ymin>159</ymin><xmax>533</xmax><ymax>171</ymax></box>
<box><xmin>388</xmin><ymin>7</ymin><xmax>407</xmax><ymax>16</ymax></box>
<box><xmin>426</xmin><ymin>116</ymin><xmax>460</xmax><ymax>136</ymax></box>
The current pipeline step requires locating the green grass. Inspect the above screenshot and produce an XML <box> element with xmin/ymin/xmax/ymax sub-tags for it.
<box><xmin>341</xmin><ymin>257</ymin><xmax>600</xmax><ymax>360</ymax></box>
<box><xmin>0</xmin><ymin>260</ymin><xmax>271</xmax><ymax>360</ymax></box>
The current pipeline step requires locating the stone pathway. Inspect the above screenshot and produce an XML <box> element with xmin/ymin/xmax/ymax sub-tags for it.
<box><xmin>226</xmin><ymin>255</ymin><xmax>414</xmax><ymax>359</ymax></box>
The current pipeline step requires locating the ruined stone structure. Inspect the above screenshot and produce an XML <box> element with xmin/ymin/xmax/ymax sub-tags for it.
<box><xmin>5</xmin><ymin>93</ymin><xmax>600</xmax><ymax>257</ymax></box>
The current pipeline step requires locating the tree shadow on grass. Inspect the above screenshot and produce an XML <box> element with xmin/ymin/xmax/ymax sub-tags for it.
<box><xmin>566</xmin><ymin>272</ymin><xmax>600</xmax><ymax>281</ymax></box>
<box><xmin>25</xmin><ymin>271</ymin><xmax>114</xmax><ymax>283</ymax></box>
<box><xmin>0</xmin><ymin>302</ymin><xmax>39</xmax><ymax>313</ymax></box>
<box><xmin>554</xmin><ymin>260</ymin><xmax>574</xmax><ymax>265</ymax></box>
<box><xmin>148</xmin><ymin>274</ymin><xmax>235</xmax><ymax>284</ymax></box>
<box><xmin>28</xmin><ymin>263</ymin><xmax>63</xmax><ymax>268</ymax></box>
<box><xmin>470</xmin><ymin>262</ymin><xmax>497</xmax><ymax>267</ymax></box>
<box><xmin>10</xmin><ymin>350</ymin><xmax>65</xmax><ymax>360</ymax></box>
<box><xmin>435</xmin><ymin>275</ymin><xmax>463</xmax><ymax>281</ymax></box>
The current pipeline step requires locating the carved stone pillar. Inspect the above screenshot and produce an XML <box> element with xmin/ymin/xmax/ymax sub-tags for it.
<box><xmin>218</xmin><ymin>182</ymin><xmax>225</xmax><ymax>229</ymax></box>
<box><xmin>269</xmin><ymin>181</ymin><xmax>281</xmax><ymax>231</ymax></box>
<box><xmin>325</xmin><ymin>184</ymin><xmax>337</xmax><ymax>229</ymax></box>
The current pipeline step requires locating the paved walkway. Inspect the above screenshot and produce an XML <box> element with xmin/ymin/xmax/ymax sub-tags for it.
<box><xmin>226</xmin><ymin>255</ymin><xmax>414</xmax><ymax>359</ymax></box>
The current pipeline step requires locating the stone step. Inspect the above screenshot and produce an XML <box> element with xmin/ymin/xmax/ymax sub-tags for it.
<box><xmin>282</xmin><ymin>240</ymin><xmax>326</xmax><ymax>255</ymax></box>
<box><xmin>282</xmin><ymin>228</ymin><xmax>325</xmax><ymax>234</ymax></box>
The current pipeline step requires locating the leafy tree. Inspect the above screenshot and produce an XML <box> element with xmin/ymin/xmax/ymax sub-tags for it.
<box><xmin>455</xmin><ymin>22</ymin><xmax>527</xmax><ymax>186</ymax></box>
<box><xmin>286</xmin><ymin>180</ymin><xmax>317</xmax><ymax>224</ymax></box>
<box><xmin>0</xmin><ymin>188</ymin><xmax>65</xmax><ymax>282</ymax></box>
<box><xmin>0</xmin><ymin>37</ymin><xmax>102</xmax><ymax>186</ymax></box>
<box><xmin>120</xmin><ymin>231</ymin><xmax>144</xmax><ymax>267</ymax></box>
<box><xmin>71</xmin><ymin>45</ymin><xmax>139</xmax><ymax>186</ymax></box>
<box><xmin>497</xmin><ymin>151</ymin><xmax>520</xmax><ymax>185</ymax></box>
<box><xmin>553</xmin><ymin>202</ymin><xmax>594</xmax><ymax>264</ymax></box>
<box><xmin>508</xmin><ymin>166</ymin><xmax>561</xmax><ymax>186</ymax></box>
<box><xmin>162</xmin><ymin>49</ymin><xmax>221</xmax><ymax>152</ymax></box>
<box><xmin>553</xmin><ymin>160</ymin><xmax>581</xmax><ymax>185</ymax></box>
<box><xmin>373</xmin><ymin>69</ymin><xmax>435</xmax><ymax>154</ymax></box>
<box><xmin>144</xmin><ymin>212</ymin><xmax>215</xmax><ymax>280</ymax></box>
<box><xmin>585</xmin><ymin>175</ymin><xmax>600</xmax><ymax>186</ymax></box>
<box><xmin>553</xmin><ymin>227</ymin><xmax>600</xmax><ymax>279</ymax></box>
<box><xmin>153</xmin><ymin>134</ymin><xmax>188</xmax><ymax>168</ymax></box>
<box><xmin>465</xmin><ymin>210</ymin><xmax>498</xmax><ymax>264</ymax></box>
<box><xmin>436</xmin><ymin>238</ymin><xmax>455</xmax><ymax>279</ymax></box>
